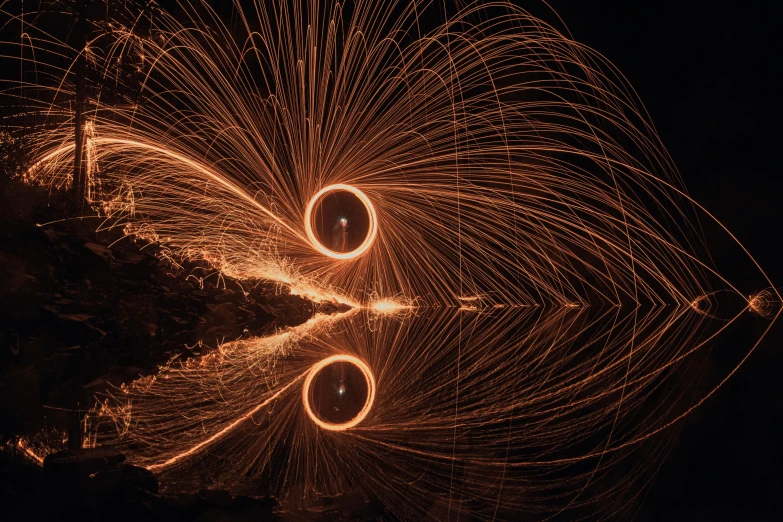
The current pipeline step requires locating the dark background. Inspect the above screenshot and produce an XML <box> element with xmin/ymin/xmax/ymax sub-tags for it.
<box><xmin>2</xmin><ymin>1</ymin><xmax>781</xmax><ymax>519</ymax></box>
<box><xmin>543</xmin><ymin>1</ymin><xmax>782</xmax><ymax>519</ymax></box>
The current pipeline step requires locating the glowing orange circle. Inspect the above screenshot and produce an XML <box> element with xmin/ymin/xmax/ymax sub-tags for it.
<box><xmin>302</xmin><ymin>354</ymin><xmax>376</xmax><ymax>431</ymax></box>
<box><xmin>304</xmin><ymin>184</ymin><xmax>378</xmax><ymax>259</ymax></box>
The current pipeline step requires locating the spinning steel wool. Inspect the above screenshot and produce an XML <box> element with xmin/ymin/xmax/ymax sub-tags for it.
<box><xmin>10</xmin><ymin>0</ymin><xmax>775</xmax><ymax>307</ymax></box>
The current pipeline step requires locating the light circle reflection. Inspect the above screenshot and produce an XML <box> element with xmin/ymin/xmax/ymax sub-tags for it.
<box><xmin>302</xmin><ymin>354</ymin><xmax>376</xmax><ymax>431</ymax></box>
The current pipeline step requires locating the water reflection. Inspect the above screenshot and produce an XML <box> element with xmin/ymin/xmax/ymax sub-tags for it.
<box><xmin>304</xmin><ymin>355</ymin><xmax>374</xmax><ymax>430</ymax></box>
<box><xmin>91</xmin><ymin>303</ymin><xmax>765</xmax><ymax>519</ymax></box>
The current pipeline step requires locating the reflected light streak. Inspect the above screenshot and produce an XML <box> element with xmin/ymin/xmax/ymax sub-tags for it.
<box><xmin>148</xmin><ymin>370</ymin><xmax>308</xmax><ymax>471</ymax></box>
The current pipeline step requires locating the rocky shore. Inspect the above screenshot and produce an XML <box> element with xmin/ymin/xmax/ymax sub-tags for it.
<box><xmin>0</xmin><ymin>177</ymin><xmax>377</xmax><ymax>520</ymax></box>
<box><xmin>2</xmin><ymin>447</ymin><xmax>385</xmax><ymax>521</ymax></box>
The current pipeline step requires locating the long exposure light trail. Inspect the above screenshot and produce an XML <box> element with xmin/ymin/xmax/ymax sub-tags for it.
<box><xmin>304</xmin><ymin>184</ymin><xmax>378</xmax><ymax>259</ymax></box>
<box><xmin>30</xmin><ymin>137</ymin><xmax>305</xmax><ymax>238</ymax></box>
<box><xmin>148</xmin><ymin>368</ymin><xmax>309</xmax><ymax>472</ymax></box>
<box><xmin>88</xmin><ymin>304</ymin><xmax>776</xmax><ymax>519</ymax></box>
<box><xmin>12</xmin><ymin>0</ymin><xmax>778</xmax><ymax>308</ymax></box>
<box><xmin>2</xmin><ymin>0</ymin><xmax>780</xmax><ymax>519</ymax></box>
<box><xmin>302</xmin><ymin>354</ymin><xmax>376</xmax><ymax>431</ymax></box>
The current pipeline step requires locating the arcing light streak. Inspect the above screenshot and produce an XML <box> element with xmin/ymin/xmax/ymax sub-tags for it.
<box><xmin>148</xmin><ymin>369</ymin><xmax>308</xmax><ymax>472</ymax></box>
<box><xmin>3</xmin><ymin>0</ymin><xmax>780</xmax><ymax>519</ymax></box>
<box><xmin>91</xmin><ymin>309</ymin><xmax>361</xmax><ymax>471</ymax></box>
<box><xmin>10</xmin><ymin>0</ymin><xmax>778</xmax><ymax>307</ymax></box>
<box><xmin>90</xmin><ymin>304</ymin><xmax>778</xmax><ymax>519</ymax></box>
<box><xmin>32</xmin><ymin>137</ymin><xmax>304</xmax><ymax>239</ymax></box>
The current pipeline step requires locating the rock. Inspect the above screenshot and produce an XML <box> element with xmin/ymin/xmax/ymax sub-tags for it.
<box><xmin>168</xmin><ymin>492</ymin><xmax>200</xmax><ymax>509</ymax></box>
<box><xmin>119</xmin><ymin>464</ymin><xmax>159</xmax><ymax>493</ymax></box>
<box><xmin>317</xmin><ymin>302</ymin><xmax>338</xmax><ymax>315</ymax></box>
<box><xmin>1</xmin><ymin>176</ymin><xmax>326</xmax><ymax>514</ymax></box>
<box><xmin>39</xmin><ymin>305</ymin><xmax>106</xmax><ymax>345</ymax></box>
<box><xmin>43</xmin><ymin>448</ymin><xmax>126</xmax><ymax>481</ymax></box>
<box><xmin>305</xmin><ymin>504</ymin><xmax>340</xmax><ymax>521</ymax></box>
<box><xmin>198</xmin><ymin>488</ymin><xmax>233</xmax><ymax>507</ymax></box>
<box><xmin>227</xmin><ymin>495</ymin><xmax>280</xmax><ymax>520</ymax></box>
<box><xmin>84</xmin><ymin>242</ymin><xmax>114</xmax><ymax>260</ymax></box>
<box><xmin>205</xmin><ymin>302</ymin><xmax>238</xmax><ymax>317</ymax></box>
<box><xmin>116</xmin><ymin>251</ymin><xmax>147</xmax><ymax>263</ymax></box>
<box><xmin>42</xmin><ymin>228</ymin><xmax>62</xmax><ymax>243</ymax></box>
<box><xmin>89</xmin><ymin>465</ymin><xmax>124</xmax><ymax>492</ymax></box>
<box><xmin>145</xmin><ymin>322</ymin><xmax>159</xmax><ymax>337</ymax></box>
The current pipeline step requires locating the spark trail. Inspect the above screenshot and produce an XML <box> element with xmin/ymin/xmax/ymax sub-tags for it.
<box><xmin>2</xmin><ymin>0</ymin><xmax>780</xmax><ymax>519</ymax></box>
